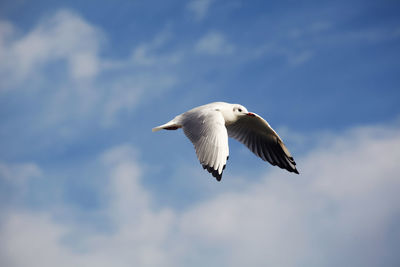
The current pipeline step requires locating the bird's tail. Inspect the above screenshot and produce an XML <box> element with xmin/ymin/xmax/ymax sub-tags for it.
<box><xmin>152</xmin><ymin>119</ymin><xmax>182</xmax><ymax>132</ymax></box>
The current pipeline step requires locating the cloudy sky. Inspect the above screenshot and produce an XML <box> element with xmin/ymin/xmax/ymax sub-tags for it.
<box><xmin>1</xmin><ymin>0</ymin><xmax>400</xmax><ymax>266</ymax></box>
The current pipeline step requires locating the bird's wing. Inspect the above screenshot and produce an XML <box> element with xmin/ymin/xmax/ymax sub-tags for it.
<box><xmin>182</xmin><ymin>109</ymin><xmax>229</xmax><ymax>181</ymax></box>
<box><xmin>226</xmin><ymin>113</ymin><xmax>299</xmax><ymax>174</ymax></box>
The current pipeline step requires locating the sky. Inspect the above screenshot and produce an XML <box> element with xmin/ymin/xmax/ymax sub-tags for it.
<box><xmin>0</xmin><ymin>0</ymin><xmax>400</xmax><ymax>266</ymax></box>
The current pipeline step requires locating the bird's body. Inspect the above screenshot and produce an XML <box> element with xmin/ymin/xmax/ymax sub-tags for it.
<box><xmin>153</xmin><ymin>102</ymin><xmax>299</xmax><ymax>181</ymax></box>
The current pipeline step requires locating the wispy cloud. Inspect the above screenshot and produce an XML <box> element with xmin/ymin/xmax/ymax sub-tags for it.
<box><xmin>250</xmin><ymin>19</ymin><xmax>400</xmax><ymax>68</ymax></box>
<box><xmin>130</xmin><ymin>30</ymin><xmax>182</xmax><ymax>66</ymax></box>
<box><xmin>195</xmin><ymin>31</ymin><xmax>234</xmax><ymax>55</ymax></box>
<box><xmin>0</xmin><ymin>162</ymin><xmax>42</xmax><ymax>205</ymax></box>
<box><xmin>287</xmin><ymin>21</ymin><xmax>332</xmax><ymax>40</ymax></box>
<box><xmin>186</xmin><ymin>0</ymin><xmax>214</xmax><ymax>21</ymax></box>
<box><xmin>0</xmin><ymin>162</ymin><xmax>42</xmax><ymax>183</ymax></box>
<box><xmin>288</xmin><ymin>50</ymin><xmax>314</xmax><ymax>66</ymax></box>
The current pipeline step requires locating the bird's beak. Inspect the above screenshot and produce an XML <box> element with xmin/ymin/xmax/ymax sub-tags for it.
<box><xmin>247</xmin><ymin>112</ymin><xmax>256</xmax><ymax>117</ymax></box>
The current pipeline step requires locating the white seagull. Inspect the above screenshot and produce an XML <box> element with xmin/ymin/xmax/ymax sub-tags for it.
<box><xmin>152</xmin><ymin>102</ymin><xmax>299</xmax><ymax>181</ymax></box>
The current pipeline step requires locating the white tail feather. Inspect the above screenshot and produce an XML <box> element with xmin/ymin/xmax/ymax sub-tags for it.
<box><xmin>152</xmin><ymin>126</ymin><xmax>164</xmax><ymax>132</ymax></box>
<box><xmin>152</xmin><ymin>119</ymin><xmax>181</xmax><ymax>132</ymax></box>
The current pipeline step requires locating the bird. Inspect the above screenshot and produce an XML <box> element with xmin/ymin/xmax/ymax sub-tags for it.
<box><xmin>152</xmin><ymin>102</ymin><xmax>299</xmax><ymax>181</ymax></box>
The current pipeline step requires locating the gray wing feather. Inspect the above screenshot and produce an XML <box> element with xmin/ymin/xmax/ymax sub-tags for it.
<box><xmin>227</xmin><ymin>113</ymin><xmax>299</xmax><ymax>174</ymax></box>
<box><xmin>181</xmin><ymin>110</ymin><xmax>229</xmax><ymax>181</ymax></box>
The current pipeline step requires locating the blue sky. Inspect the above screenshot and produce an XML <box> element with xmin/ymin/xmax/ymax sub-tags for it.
<box><xmin>1</xmin><ymin>0</ymin><xmax>400</xmax><ymax>266</ymax></box>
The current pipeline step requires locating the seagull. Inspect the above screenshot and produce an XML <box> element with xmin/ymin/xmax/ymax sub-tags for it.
<box><xmin>152</xmin><ymin>102</ymin><xmax>299</xmax><ymax>181</ymax></box>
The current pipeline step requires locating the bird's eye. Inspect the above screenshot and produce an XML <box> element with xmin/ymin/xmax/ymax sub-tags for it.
<box><xmin>238</xmin><ymin>108</ymin><xmax>242</xmax><ymax>112</ymax></box>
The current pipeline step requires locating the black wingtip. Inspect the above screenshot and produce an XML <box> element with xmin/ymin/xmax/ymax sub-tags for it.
<box><xmin>201</xmin><ymin>157</ymin><xmax>229</xmax><ymax>181</ymax></box>
<box><xmin>202</xmin><ymin>164</ymin><xmax>223</xmax><ymax>181</ymax></box>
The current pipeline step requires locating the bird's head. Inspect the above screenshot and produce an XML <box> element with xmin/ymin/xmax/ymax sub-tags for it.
<box><xmin>220</xmin><ymin>103</ymin><xmax>255</xmax><ymax>125</ymax></box>
<box><xmin>220</xmin><ymin>104</ymin><xmax>255</xmax><ymax>124</ymax></box>
<box><xmin>232</xmin><ymin>104</ymin><xmax>248</xmax><ymax>115</ymax></box>
<box><xmin>232</xmin><ymin>104</ymin><xmax>256</xmax><ymax>117</ymax></box>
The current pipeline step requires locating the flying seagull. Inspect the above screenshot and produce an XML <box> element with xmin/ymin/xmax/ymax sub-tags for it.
<box><xmin>152</xmin><ymin>102</ymin><xmax>299</xmax><ymax>181</ymax></box>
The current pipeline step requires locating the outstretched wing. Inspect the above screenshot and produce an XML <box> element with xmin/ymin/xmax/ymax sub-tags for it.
<box><xmin>226</xmin><ymin>113</ymin><xmax>299</xmax><ymax>174</ymax></box>
<box><xmin>181</xmin><ymin>109</ymin><xmax>229</xmax><ymax>181</ymax></box>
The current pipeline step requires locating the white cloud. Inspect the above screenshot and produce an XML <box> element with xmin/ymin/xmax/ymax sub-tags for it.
<box><xmin>195</xmin><ymin>32</ymin><xmax>234</xmax><ymax>55</ymax></box>
<box><xmin>0</xmin><ymin>145</ymin><xmax>176</xmax><ymax>267</ymax></box>
<box><xmin>0</xmin><ymin>162</ymin><xmax>42</xmax><ymax>183</ymax></box>
<box><xmin>0</xmin><ymin>9</ymin><xmax>106</xmax><ymax>135</ymax></box>
<box><xmin>288</xmin><ymin>21</ymin><xmax>332</xmax><ymax>40</ymax></box>
<box><xmin>90</xmin><ymin>145</ymin><xmax>176</xmax><ymax>266</ymax></box>
<box><xmin>1</xmin><ymin>123</ymin><xmax>399</xmax><ymax>267</ymax></box>
<box><xmin>187</xmin><ymin>0</ymin><xmax>214</xmax><ymax>21</ymax></box>
<box><xmin>129</xmin><ymin>29</ymin><xmax>183</xmax><ymax>67</ymax></box>
<box><xmin>249</xmin><ymin>41</ymin><xmax>314</xmax><ymax>66</ymax></box>
<box><xmin>177</xmin><ymin>125</ymin><xmax>400</xmax><ymax>266</ymax></box>
<box><xmin>0</xmin><ymin>162</ymin><xmax>42</xmax><ymax>201</ymax></box>
<box><xmin>288</xmin><ymin>50</ymin><xmax>313</xmax><ymax>66</ymax></box>
<box><xmin>0</xmin><ymin>212</ymin><xmax>77</xmax><ymax>267</ymax></box>
<box><xmin>69</xmin><ymin>52</ymin><xmax>99</xmax><ymax>79</ymax></box>
<box><xmin>0</xmin><ymin>10</ymin><xmax>102</xmax><ymax>86</ymax></box>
